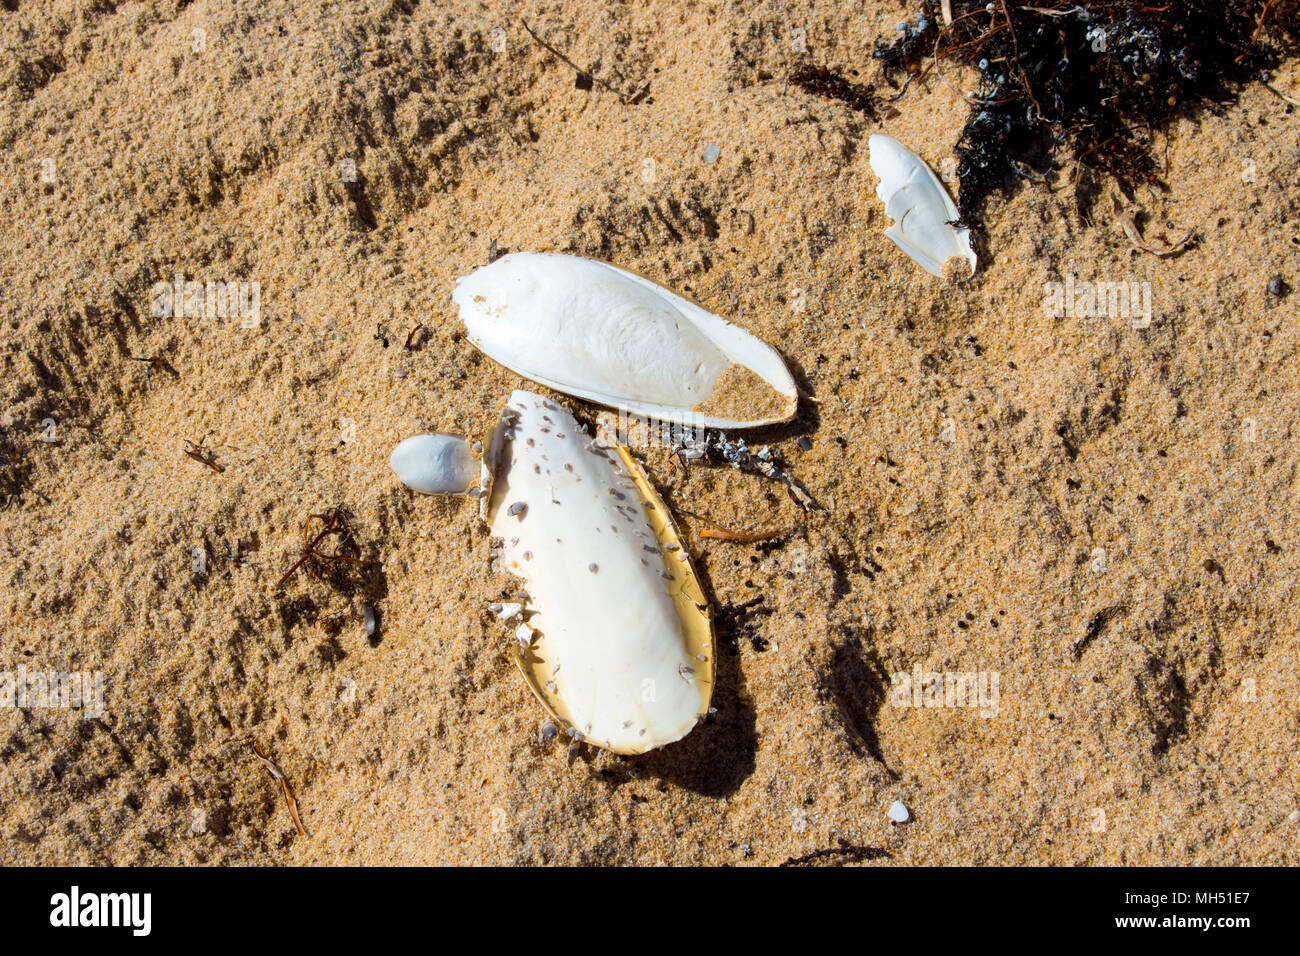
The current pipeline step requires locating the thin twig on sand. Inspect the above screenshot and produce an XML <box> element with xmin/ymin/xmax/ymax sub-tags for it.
<box><xmin>250</xmin><ymin>742</ymin><xmax>308</xmax><ymax>838</ymax></box>
<box><xmin>680</xmin><ymin>509</ymin><xmax>794</xmax><ymax>543</ymax></box>
<box><xmin>520</xmin><ymin>19</ymin><xmax>646</xmax><ymax>104</ymax></box>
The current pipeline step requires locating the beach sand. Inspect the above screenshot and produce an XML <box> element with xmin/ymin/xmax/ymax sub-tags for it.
<box><xmin>1</xmin><ymin>0</ymin><xmax>1297</xmax><ymax>865</ymax></box>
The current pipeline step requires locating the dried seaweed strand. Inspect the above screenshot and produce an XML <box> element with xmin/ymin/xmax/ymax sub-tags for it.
<box><xmin>404</xmin><ymin>323</ymin><xmax>427</xmax><ymax>350</ymax></box>
<box><xmin>251</xmin><ymin>742</ymin><xmax>308</xmax><ymax>838</ymax></box>
<box><xmin>275</xmin><ymin>510</ymin><xmax>380</xmax><ymax>589</ymax></box>
<box><xmin>998</xmin><ymin>0</ymin><xmax>1046</xmax><ymax>123</ymax></box>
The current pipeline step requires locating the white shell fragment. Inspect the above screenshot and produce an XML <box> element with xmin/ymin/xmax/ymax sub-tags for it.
<box><xmin>389</xmin><ymin>434</ymin><xmax>478</xmax><ymax>495</ymax></box>
<box><xmin>493</xmin><ymin>601</ymin><xmax>523</xmax><ymax>621</ymax></box>
<box><xmin>868</xmin><ymin>134</ymin><xmax>976</xmax><ymax>279</ymax></box>
<box><xmin>888</xmin><ymin>800</ymin><xmax>911</xmax><ymax>823</ymax></box>
<box><xmin>452</xmin><ymin>253</ymin><xmax>798</xmax><ymax>430</ymax></box>
<box><xmin>483</xmin><ymin>390</ymin><xmax>713</xmax><ymax>753</ymax></box>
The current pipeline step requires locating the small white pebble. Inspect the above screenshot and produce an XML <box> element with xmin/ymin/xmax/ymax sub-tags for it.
<box><xmin>494</xmin><ymin>602</ymin><xmax>523</xmax><ymax>621</ymax></box>
<box><xmin>1290</xmin><ymin>810</ymin><xmax>1300</xmax><ymax>823</ymax></box>
<box><xmin>515</xmin><ymin>622</ymin><xmax>535</xmax><ymax>648</ymax></box>
<box><xmin>389</xmin><ymin>434</ymin><xmax>477</xmax><ymax>494</ymax></box>
<box><xmin>888</xmin><ymin>800</ymin><xmax>910</xmax><ymax>823</ymax></box>
<box><xmin>702</xmin><ymin>142</ymin><xmax>721</xmax><ymax>164</ymax></box>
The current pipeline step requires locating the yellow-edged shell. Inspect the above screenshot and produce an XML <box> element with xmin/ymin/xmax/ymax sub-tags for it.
<box><xmin>486</xmin><ymin>391</ymin><xmax>714</xmax><ymax>754</ymax></box>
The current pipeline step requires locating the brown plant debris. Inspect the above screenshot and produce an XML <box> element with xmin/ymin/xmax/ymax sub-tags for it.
<box><xmin>183</xmin><ymin>438</ymin><xmax>225</xmax><ymax>474</ymax></box>
<box><xmin>250</xmin><ymin>742</ymin><xmax>308</xmax><ymax>839</ymax></box>
<box><xmin>275</xmin><ymin>509</ymin><xmax>381</xmax><ymax>589</ymax></box>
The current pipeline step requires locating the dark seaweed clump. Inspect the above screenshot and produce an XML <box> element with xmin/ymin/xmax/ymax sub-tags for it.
<box><xmin>794</xmin><ymin>1</ymin><xmax>1298</xmax><ymax>222</ymax></box>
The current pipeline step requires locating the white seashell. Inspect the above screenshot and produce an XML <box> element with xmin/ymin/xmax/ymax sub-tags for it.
<box><xmin>483</xmin><ymin>389</ymin><xmax>713</xmax><ymax>754</ymax></box>
<box><xmin>868</xmin><ymin>134</ymin><xmax>976</xmax><ymax>279</ymax></box>
<box><xmin>452</xmin><ymin>253</ymin><xmax>797</xmax><ymax>430</ymax></box>
<box><xmin>888</xmin><ymin>800</ymin><xmax>911</xmax><ymax>823</ymax></box>
<box><xmin>389</xmin><ymin>434</ymin><xmax>478</xmax><ymax>495</ymax></box>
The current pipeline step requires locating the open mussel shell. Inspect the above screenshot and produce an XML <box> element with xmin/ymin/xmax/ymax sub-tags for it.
<box><xmin>453</xmin><ymin>252</ymin><xmax>798</xmax><ymax>430</ymax></box>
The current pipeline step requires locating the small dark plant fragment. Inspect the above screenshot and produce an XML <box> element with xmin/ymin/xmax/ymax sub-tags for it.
<box><xmin>1072</xmin><ymin>603</ymin><xmax>1128</xmax><ymax>659</ymax></box>
<box><xmin>780</xmin><ymin>838</ymin><xmax>892</xmax><ymax>867</ymax></box>
<box><xmin>183</xmin><ymin>438</ymin><xmax>224</xmax><ymax>474</ymax></box>
<box><xmin>789</xmin><ymin>66</ymin><xmax>879</xmax><ymax>117</ymax></box>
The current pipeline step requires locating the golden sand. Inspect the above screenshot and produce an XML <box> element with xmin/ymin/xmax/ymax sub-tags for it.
<box><xmin>0</xmin><ymin>1</ymin><xmax>1297</xmax><ymax>865</ymax></box>
<box><xmin>693</xmin><ymin>361</ymin><xmax>793</xmax><ymax>424</ymax></box>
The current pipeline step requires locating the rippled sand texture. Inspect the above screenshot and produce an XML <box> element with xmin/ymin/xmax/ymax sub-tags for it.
<box><xmin>1</xmin><ymin>0</ymin><xmax>1297</xmax><ymax>864</ymax></box>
